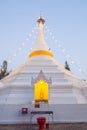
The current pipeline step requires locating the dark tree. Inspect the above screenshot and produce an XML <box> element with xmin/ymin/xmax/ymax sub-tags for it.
<box><xmin>65</xmin><ymin>61</ymin><xmax>71</xmax><ymax>71</ymax></box>
<box><xmin>3</xmin><ymin>61</ymin><xmax>7</xmax><ymax>69</ymax></box>
<box><xmin>0</xmin><ymin>60</ymin><xmax>9</xmax><ymax>80</ymax></box>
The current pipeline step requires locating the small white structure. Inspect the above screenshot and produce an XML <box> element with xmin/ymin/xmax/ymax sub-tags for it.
<box><xmin>0</xmin><ymin>17</ymin><xmax>87</xmax><ymax>124</ymax></box>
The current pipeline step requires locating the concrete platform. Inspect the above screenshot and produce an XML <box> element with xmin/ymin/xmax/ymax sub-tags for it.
<box><xmin>0</xmin><ymin>104</ymin><xmax>87</xmax><ymax>123</ymax></box>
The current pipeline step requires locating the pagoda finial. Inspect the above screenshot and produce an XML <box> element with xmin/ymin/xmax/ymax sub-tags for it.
<box><xmin>29</xmin><ymin>17</ymin><xmax>53</xmax><ymax>58</ymax></box>
<box><xmin>37</xmin><ymin>16</ymin><xmax>45</xmax><ymax>24</ymax></box>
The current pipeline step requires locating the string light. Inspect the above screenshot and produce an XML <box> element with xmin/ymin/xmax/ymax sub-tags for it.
<box><xmin>7</xmin><ymin>24</ymin><xmax>37</xmax><ymax>66</ymax></box>
<box><xmin>45</xmin><ymin>24</ymin><xmax>87</xmax><ymax>79</ymax></box>
<box><xmin>4</xmin><ymin>21</ymin><xmax>87</xmax><ymax>79</ymax></box>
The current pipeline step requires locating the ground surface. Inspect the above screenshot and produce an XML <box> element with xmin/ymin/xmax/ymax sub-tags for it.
<box><xmin>0</xmin><ymin>123</ymin><xmax>87</xmax><ymax>130</ymax></box>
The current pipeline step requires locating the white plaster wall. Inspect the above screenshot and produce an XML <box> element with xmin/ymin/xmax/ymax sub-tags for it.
<box><xmin>0</xmin><ymin>104</ymin><xmax>87</xmax><ymax>124</ymax></box>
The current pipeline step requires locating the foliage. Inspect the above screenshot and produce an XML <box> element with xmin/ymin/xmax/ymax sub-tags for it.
<box><xmin>0</xmin><ymin>61</ymin><xmax>9</xmax><ymax>80</ymax></box>
<box><xmin>65</xmin><ymin>61</ymin><xmax>71</xmax><ymax>71</ymax></box>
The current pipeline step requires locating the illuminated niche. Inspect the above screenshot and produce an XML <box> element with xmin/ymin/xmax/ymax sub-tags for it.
<box><xmin>34</xmin><ymin>80</ymin><xmax>48</xmax><ymax>102</ymax></box>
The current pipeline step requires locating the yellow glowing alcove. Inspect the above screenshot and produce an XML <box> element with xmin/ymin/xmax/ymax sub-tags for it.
<box><xmin>34</xmin><ymin>80</ymin><xmax>48</xmax><ymax>101</ymax></box>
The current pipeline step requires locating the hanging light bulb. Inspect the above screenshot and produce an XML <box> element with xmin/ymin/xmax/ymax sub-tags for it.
<box><xmin>18</xmin><ymin>48</ymin><xmax>22</xmax><ymax>51</ymax></box>
<box><xmin>78</xmin><ymin>68</ymin><xmax>82</xmax><ymax>72</ymax></box>
<box><xmin>29</xmin><ymin>34</ymin><xmax>31</xmax><ymax>37</ymax></box>
<box><xmin>22</xmin><ymin>43</ymin><xmax>25</xmax><ymax>46</ymax></box>
<box><xmin>13</xmin><ymin>54</ymin><xmax>16</xmax><ymax>57</ymax></box>
<box><xmin>71</xmin><ymin>60</ymin><xmax>75</xmax><ymax>64</ymax></box>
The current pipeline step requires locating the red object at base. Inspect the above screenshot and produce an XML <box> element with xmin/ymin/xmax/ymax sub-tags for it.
<box><xmin>37</xmin><ymin>117</ymin><xmax>46</xmax><ymax>130</ymax></box>
<box><xmin>46</xmin><ymin>123</ymin><xmax>50</xmax><ymax>129</ymax></box>
<box><xmin>22</xmin><ymin>108</ymin><xmax>28</xmax><ymax>114</ymax></box>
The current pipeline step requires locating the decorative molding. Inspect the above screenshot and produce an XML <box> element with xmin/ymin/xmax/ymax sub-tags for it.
<box><xmin>31</xmin><ymin>70</ymin><xmax>52</xmax><ymax>86</ymax></box>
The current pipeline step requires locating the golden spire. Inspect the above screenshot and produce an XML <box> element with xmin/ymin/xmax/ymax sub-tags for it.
<box><xmin>29</xmin><ymin>17</ymin><xmax>53</xmax><ymax>58</ymax></box>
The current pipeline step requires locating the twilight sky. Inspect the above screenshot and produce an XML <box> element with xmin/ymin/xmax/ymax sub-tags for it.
<box><xmin>0</xmin><ymin>0</ymin><xmax>87</xmax><ymax>79</ymax></box>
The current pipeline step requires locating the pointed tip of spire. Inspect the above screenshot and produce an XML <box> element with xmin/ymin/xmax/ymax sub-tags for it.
<box><xmin>40</xmin><ymin>15</ymin><xmax>43</xmax><ymax>19</ymax></box>
<box><xmin>37</xmin><ymin>16</ymin><xmax>45</xmax><ymax>24</ymax></box>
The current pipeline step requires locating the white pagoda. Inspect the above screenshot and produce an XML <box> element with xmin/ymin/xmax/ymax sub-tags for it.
<box><xmin>0</xmin><ymin>16</ymin><xmax>87</xmax><ymax>124</ymax></box>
